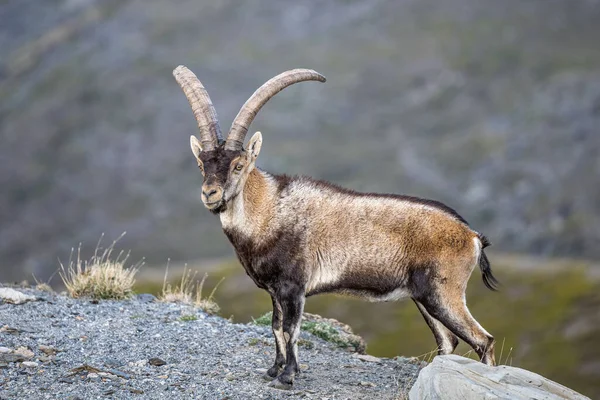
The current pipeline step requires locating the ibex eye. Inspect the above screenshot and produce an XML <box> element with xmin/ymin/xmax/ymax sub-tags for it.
<box><xmin>235</xmin><ymin>164</ymin><xmax>243</xmax><ymax>171</ymax></box>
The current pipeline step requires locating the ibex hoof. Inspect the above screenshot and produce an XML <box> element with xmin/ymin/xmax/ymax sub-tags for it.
<box><xmin>263</xmin><ymin>365</ymin><xmax>282</xmax><ymax>380</ymax></box>
<box><xmin>268</xmin><ymin>377</ymin><xmax>293</xmax><ymax>390</ymax></box>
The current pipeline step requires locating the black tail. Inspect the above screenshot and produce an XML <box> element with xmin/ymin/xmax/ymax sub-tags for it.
<box><xmin>478</xmin><ymin>234</ymin><xmax>499</xmax><ymax>291</ymax></box>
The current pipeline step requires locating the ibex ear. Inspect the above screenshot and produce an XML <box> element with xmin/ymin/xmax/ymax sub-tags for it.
<box><xmin>246</xmin><ymin>131</ymin><xmax>263</xmax><ymax>160</ymax></box>
<box><xmin>190</xmin><ymin>135</ymin><xmax>202</xmax><ymax>160</ymax></box>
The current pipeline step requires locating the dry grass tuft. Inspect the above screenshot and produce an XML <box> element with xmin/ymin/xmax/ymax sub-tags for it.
<box><xmin>35</xmin><ymin>283</ymin><xmax>53</xmax><ymax>292</ymax></box>
<box><xmin>32</xmin><ymin>272</ymin><xmax>57</xmax><ymax>293</ymax></box>
<box><xmin>59</xmin><ymin>233</ymin><xmax>141</xmax><ymax>300</ymax></box>
<box><xmin>159</xmin><ymin>264</ymin><xmax>222</xmax><ymax>315</ymax></box>
<box><xmin>497</xmin><ymin>337</ymin><xmax>514</xmax><ymax>366</ymax></box>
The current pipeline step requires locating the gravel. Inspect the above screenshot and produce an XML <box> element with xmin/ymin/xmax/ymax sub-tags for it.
<box><xmin>0</xmin><ymin>289</ymin><xmax>421</xmax><ymax>399</ymax></box>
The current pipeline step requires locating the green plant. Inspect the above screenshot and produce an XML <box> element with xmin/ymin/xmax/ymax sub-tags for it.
<box><xmin>298</xmin><ymin>338</ymin><xmax>314</xmax><ymax>349</ymax></box>
<box><xmin>251</xmin><ymin>312</ymin><xmax>360</xmax><ymax>350</ymax></box>
<box><xmin>300</xmin><ymin>321</ymin><xmax>340</xmax><ymax>343</ymax></box>
<box><xmin>251</xmin><ymin>311</ymin><xmax>273</xmax><ymax>327</ymax></box>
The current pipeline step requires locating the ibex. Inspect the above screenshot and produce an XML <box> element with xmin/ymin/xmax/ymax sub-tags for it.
<box><xmin>173</xmin><ymin>66</ymin><xmax>498</xmax><ymax>389</ymax></box>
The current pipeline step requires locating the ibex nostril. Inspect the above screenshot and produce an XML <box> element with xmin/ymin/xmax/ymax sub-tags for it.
<box><xmin>203</xmin><ymin>188</ymin><xmax>218</xmax><ymax>199</ymax></box>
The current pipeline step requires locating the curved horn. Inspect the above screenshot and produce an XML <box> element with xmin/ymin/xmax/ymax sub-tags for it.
<box><xmin>173</xmin><ymin>65</ymin><xmax>223</xmax><ymax>151</ymax></box>
<box><xmin>225</xmin><ymin>69</ymin><xmax>326</xmax><ymax>150</ymax></box>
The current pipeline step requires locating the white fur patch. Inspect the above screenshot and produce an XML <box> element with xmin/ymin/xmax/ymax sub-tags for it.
<box><xmin>306</xmin><ymin>264</ymin><xmax>342</xmax><ymax>293</ymax></box>
<box><xmin>273</xmin><ymin>328</ymin><xmax>287</xmax><ymax>358</ymax></box>
<box><xmin>219</xmin><ymin>193</ymin><xmax>248</xmax><ymax>233</ymax></box>
<box><xmin>366</xmin><ymin>287</ymin><xmax>410</xmax><ymax>302</ymax></box>
<box><xmin>471</xmin><ymin>236</ymin><xmax>482</xmax><ymax>275</ymax></box>
<box><xmin>289</xmin><ymin>297</ymin><xmax>305</xmax><ymax>363</ymax></box>
<box><xmin>473</xmin><ymin>236</ymin><xmax>481</xmax><ymax>261</ymax></box>
<box><xmin>462</xmin><ymin>238</ymin><xmax>492</xmax><ymax>337</ymax></box>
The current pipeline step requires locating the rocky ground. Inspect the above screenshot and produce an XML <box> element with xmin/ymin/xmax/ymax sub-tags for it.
<box><xmin>3</xmin><ymin>0</ymin><xmax>600</xmax><ymax>283</ymax></box>
<box><xmin>0</xmin><ymin>289</ymin><xmax>421</xmax><ymax>399</ymax></box>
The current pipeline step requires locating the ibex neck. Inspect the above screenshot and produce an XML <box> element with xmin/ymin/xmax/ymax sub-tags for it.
<box><xmin>220</xmin><ymin>168</ymin><xmax>277</xmax><ymax>238</ymax></box>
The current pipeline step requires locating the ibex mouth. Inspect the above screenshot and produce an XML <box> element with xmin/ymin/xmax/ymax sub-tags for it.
<box><xmin>204</xmin><ymin>201</ymin><xmax>222</xmax><ymax>209</ymax></box>
<box><xmin>204</xmin><ymin>200</ymin><xmax>227</xmax><ymax>214</ymax></box>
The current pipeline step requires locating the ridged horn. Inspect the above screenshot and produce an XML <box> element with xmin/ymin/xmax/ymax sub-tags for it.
<box><xmin>173</xmin><ymin>65</ymin><xmax>223</xmax><ymax>151</ymax></box>
<box><xmin>225</xmin><ymin>69</ymin><xmax>326</xmax><ymax>151</ymax></box>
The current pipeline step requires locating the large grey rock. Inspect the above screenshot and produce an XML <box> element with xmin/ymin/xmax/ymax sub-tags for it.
<box><xmin>409</xmin><ymin>355</ymin><xmax>589</xmax><ymax>400</ymax></box>
<box><xmin>0</xmin><ymin>288</ymin><xmax>36</xmax><ymax>304</ymax></box>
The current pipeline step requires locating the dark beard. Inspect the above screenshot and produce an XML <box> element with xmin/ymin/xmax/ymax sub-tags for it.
<box><xmin>210</xmin><ymin>202</ymin><xmax>227</xmax><ymax>214</ymax></box>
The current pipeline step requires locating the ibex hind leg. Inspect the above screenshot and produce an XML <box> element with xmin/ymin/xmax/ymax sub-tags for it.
<box><xmin>418</xmin><ymin>291</ymin><xmax>496</xmax><ymax>366</ymax></box>
<box><xmin>413</xmin><ymin>299</ymin><xmax>459</xmax><ymax>355</ymax></box>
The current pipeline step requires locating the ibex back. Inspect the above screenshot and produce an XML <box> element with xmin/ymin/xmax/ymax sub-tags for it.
<box><xmin>173</xmin><ymin>66</ymin><xmax>499</xmax><ymax>389</ymax></box>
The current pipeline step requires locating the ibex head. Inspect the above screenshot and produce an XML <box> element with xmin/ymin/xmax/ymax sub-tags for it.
<box><xmin>173</xmin><ymin>66</ymin><xmax>325</xmax><ymax>213</ymax></box>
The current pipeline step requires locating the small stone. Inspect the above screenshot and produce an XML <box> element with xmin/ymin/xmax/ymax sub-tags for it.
<box><xmin>267</xmin><ymin>378</ymin><xmax>293</xmax><ymax>390</ymax></box>
<box><xmin>353</xmin><ymin>354</ymin><xmax>381</xmax><ymax>363</ymax></box>
<box><xmin>39</xmin><ymin>345</ymin><xmax>59</xmax><ymax>355</ymax></box>
<box><xmin>69</xmin><ymin>365</ymin><xmax>102</xmax><ymax>377</ymax></box>
<box><xmin>128</xmin><ymin>388</ymin><xmax>144</xmax><ymax>394</ymax></box>
<box><xmin>103</xmin><ymin>358</ymin><xmax>122</xmax><ymax>368</ymax></box>
<box><xmin>15</xmin><ymin>346</ymin><xmax>34</xmax><ymax>359</ymax></box>
<box><xmin>105</xmin><ymin>368</ymin><xmax>131</xmax><ymax>379</ymax></box>
<box><xmin>0</xmin><ymin>325</ymin><xmax>20</xmax><ymax>335</ymax></box>
<box><xmin>0</xmin><ymin>353</ymin><xmax>27</xmax><ymax>363</ymax></box>
<box><xmin>225</xmin><ymin>372</ymin><xmax>235</xmax><ymax>381</ymax></box>
<box><xmin>130</xmin><ymin>360</ymin><xmax>147</xmax><ymax>368</ymax></box>
<box><xmin>149</xmin><ymin>358</ymin><xmax>167</xmax><ymax>366</ymax></box>
<box><xmin>22</xmin><ymin>361</ymin><xmax>39</xmax><ymax>368</ymax></box>
<box><xmin>0</xmin><ymin>347</ymin><xmax>11</xmax><ymax>354</ymax></box>
<box><xmin>359</xmin><ymin>381</ymin><xmax>376</xmax><ymax>387</ymax></box>
<box><xmin>136</xmin><ymin>293</ymin><xmax>156</xmax><ymax>303</ymax></box>
<box><xmin>0</xmin><ymin>288</ymin><xmax>36</xmax><ymax>304</ymax></box>
<box><xmin>0</xmin><ymin>362</ymin><xmax>8</xmax><ymax>369</ymax></box>
<box><xmin>87</xmin><ymin>373</ymin><xmax>100</xmax><ymax>381</ymax></box>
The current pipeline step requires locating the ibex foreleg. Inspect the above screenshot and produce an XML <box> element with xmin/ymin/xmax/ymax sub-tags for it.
<box><xmin>268</xmin><ymin>283</ymin><xmax>305</xmax><ymax>389</ymax></box>
<box><xmin>266</xmin><ymin>295</ymin><xmax>286</xmax><ymax>379</ymax></box>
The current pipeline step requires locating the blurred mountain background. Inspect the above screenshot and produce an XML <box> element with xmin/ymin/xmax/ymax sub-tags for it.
<box><xmin>3</xmin><ymin>0</ymin><xmax>600</xmax><ymax>396</ymax></box>
<box><xmin>1</xmin><ymin>0</ymin><xmax>600</xmax><ymax>281</ymax></box>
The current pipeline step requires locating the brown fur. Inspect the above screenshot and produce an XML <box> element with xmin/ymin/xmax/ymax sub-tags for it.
<box><xmin>242</xmin><ymin>169</ymin><xmax>276</xmax><ymax>234</ymax></box>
